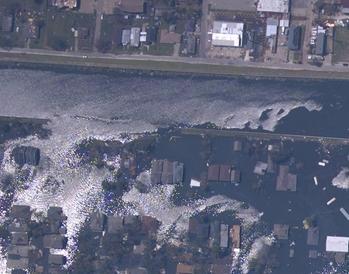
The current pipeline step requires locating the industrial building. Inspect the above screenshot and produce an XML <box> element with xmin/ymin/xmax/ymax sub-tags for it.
<box><xmin>257</xmin><ymin>0</ymin><xmax>289</xmax><ymax>14</ymax></box>
<box><xmin>326</xmin><ymin>236</ymin><xmax>349</xmax><ymax>253</ymax></box>
<box><xmin>315</xmin><ymin>33</ymin><xmax>326</xmax><ymax>56</ymax></box>
<box><xmin>212</xmin><ymin>21</ymin><xmax>244</xmax><ymax>47</ymax></box>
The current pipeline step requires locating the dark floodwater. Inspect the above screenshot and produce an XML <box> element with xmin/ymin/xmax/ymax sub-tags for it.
<box><xmin>0</xmin><ymin>67</ymin><xmax>348</xmax><ymax>137</ymax></box>
<box><xmin>1</xmin><ymin>67</ymin><xmax>349</xmax><ymax>274</ymax></box>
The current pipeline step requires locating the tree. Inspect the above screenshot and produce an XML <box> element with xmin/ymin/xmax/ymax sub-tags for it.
<box><xmin>96</xmin><ymin>39</ymin><xmax>112</xmax><ymax>53</ymax></box>
<box><xmin>51</xmin><ymin>37</ymin><xmax>69</xmax><ymax>51</ymax></box>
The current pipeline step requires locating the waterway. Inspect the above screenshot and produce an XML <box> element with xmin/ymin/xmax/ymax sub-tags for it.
<box><xmin>0</xmin><ymin>68</ymin><xmax>349</xmax><ymax>274</ymax></box>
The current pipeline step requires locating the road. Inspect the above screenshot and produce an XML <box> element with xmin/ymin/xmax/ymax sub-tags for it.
<box><xmin>199</xmin><ymin>0</ymin><xmax>209</xmax><ymax>57</ymax></box>
<box><xmin>1</xmin><ymin>47</ymin><xmax>349</xmax><ymax>79</ymax></box>
<box><xmin>180</xmin><ymin>128</ymin><xmax>349</xmax><ymax>146</ymax></box>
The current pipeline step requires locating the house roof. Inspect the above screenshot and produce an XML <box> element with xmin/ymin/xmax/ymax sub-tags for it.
<box><xmin>307</xmin><ymin>227</ymin><xmax>319</xmax><ymax>246</ymax></box>
<box><xmin>273</xmin><ymin>224</ymin><xmax>289</xmax><ymax>240</ymax></box>
<box><xmin>176</xmin><ymin>263</ymin><xmax>194</xmax><ymax>274</ymax></box>
<box><xmin>208</xmin><ymin>165</ymin><xmax>220</xmax><ymax>181</ymax></box>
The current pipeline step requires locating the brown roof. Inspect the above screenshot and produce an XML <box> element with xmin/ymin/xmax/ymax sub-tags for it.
<box><xmin>160</xmin><ymin>29</ymin><xmax>181</xmax><ymax>44</ymax></box>
<box><xmin>117</xmin><ymin>0</ymin><xmax>145</xmax><ymax>13</ymax></box>
<box><xmin>219</xmin><ymin>165</ymin><xmax>231</xmax><ymax>182</ymax></box>
<box><xmin>230</xmin><ymin>225</ymin><xmax>241</xmax><ymax>249</ymax></box>
<box><xmin>207</xmin><ymin>165</ymin><xmax>220</xmax><ymax>181</ymax></box>
<box><xmin>273</xmin><ymin>224</ymin><xmax>289</xmax><ymax>240</ymax></box>
<box><xmin>176</xmin><ymin>263</ymin><xmax>194</xmax><ymax>274</ymax></box>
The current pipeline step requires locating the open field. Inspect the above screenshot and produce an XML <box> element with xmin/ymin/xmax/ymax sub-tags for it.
<box><xmin>333</xmin><ymin>27</ymin><xmax>349</xmax><ymax>63</ymax></box>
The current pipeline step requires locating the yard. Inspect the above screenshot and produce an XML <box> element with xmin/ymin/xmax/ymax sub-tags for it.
<box><xmin>333</xmin><ymin>26</ymin><xmax>349</xmax><ymax>63</ymax></box>
<box><xmin>46</xmin><ymin>8</ymin><xmax>95</xmax><ymax>51</ymax></box>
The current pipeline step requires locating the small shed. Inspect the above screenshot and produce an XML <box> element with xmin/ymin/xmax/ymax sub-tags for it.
<box><xmin>233</xmin><ymin>140</ymin><xmax>242</xmax><ymax>152</ymax></box>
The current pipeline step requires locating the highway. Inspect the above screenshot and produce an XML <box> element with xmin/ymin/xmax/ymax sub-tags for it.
<box><xmin>180</xmin><ymin>128</ymin><xmax>349</xmax><ymax>146</ymax></box>
<box><xmin>1</xmin><ymin>47</ymin><xmax>349</xmax><ymax>80</ymax></box>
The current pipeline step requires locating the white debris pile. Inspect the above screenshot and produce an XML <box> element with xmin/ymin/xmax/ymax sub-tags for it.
<box><xmin>241</xmin><ymin>235</ymin><xmax>275</xmax><ymax>274</ymax></box>
<box><xmin>122</xmin><ymin>185</ymin><xmax>261</xmax><ymax>243</ymax></box>
<box><xmin>332</xmin><ymin>167</ymin><xmax>349</xmax><ymax>190</ymax></box>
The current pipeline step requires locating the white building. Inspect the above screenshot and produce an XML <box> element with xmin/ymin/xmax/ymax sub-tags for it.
<box><xmin>190</xmin><ymin>179</ymin><xmax>201</xmax><ymax>188</ymax></box>
<box><xmin>212</xmin><ymin>21</ymin><xmax>244</xmax><ymax>47</ymax></box>
<box><xmin>257</xmin><ymin>0</ymin><xmax>289</xmax><ymax>14</ymax></box>
<box><xmin>326</xmin><ymin>236</ymin><xmax>349</xmax><ymax>253</ymax></box>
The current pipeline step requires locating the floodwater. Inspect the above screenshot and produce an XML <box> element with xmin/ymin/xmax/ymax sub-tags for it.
<box><xmin>0</xmin><ymin>67</ymin><xmax>349</xmax><ymax>274</ymax></box>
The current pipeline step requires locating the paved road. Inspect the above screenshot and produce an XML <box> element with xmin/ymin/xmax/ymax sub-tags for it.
<box><xmin>181</xmin><ymin>128</ymin><xmax>349</xmax><ymax>145</ymax></box>
<box><xmin>199</xmin><ymin>0</ymin><xmax>209</xmax><ymax>57</ymax></box>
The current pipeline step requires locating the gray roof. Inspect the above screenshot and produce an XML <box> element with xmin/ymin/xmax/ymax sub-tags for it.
<box><xmin>288</xmin><ymin>26</ymin><xmax>302</xmax><ymax>51</ymax></box>
<box><xmin>122</xmin><ymin>29</ymin><xmax>131</xmax><ymax>46</ymax></box>
<box><xmin>130</xmin><ymin>27</ymin><xmax>141</xmax><ymax>47</ymax></box>
<box><xmin>107</xmin><ymin>216</ymin><xmax>123</xmax><ymax>233</ymax></box>
<box><xmin>9</xmin><ymin>222</ymin><xmax>29</xmax><ymax>233</ymax></box>
<box><xmin>43</xmin><ymin>234</ymin><xmax>66</xmax><ymax>249</ymax></box>
<box><xmin>220</xmin><ymin>224</ymin><xmax>229</xmax><ymax>248</ymax></box>
<box><xmin>7</xmin><ymin>245</ymin><xmax>30</xmax><ymax>257</ymax></box>
<box><xmin>231</xmin><ymin>169</ymin><xmax>241</xmax><ymax>183</ymax></box>
<box><xmin>11</xmin><ymin>232</ymin><xmax>29</xmax><ymax>246</ymax></box>
<box><xmin>6</xmin><ymin>257</ymin><xmax>29</xmax><ymax>269</ymax></box>
<box><xmin>209</xmin><ymin>0</ymin><xmax>257</xmax><ymax>12</ymax></box>
<box><xmin>49</xmin><ymin>254</ymin><xmax>66</xmax><ymax>265</ymax></box>
<box><xmin>151</xmin><ymin>159</ymin><xmax>184</xmax><ymax>185</ymax></box>
<box><xmin>10</xmin><ymin>205</ymin><xmax>31</xmax><ymax>222</ymax></box>
<box><xmin>315</xmin><ymin>33</ymin><xmax>326</xmax><ymax>56</ymax></box>
<box><xmin>233</xmin><ymin>140</ymin><xmax>242</xmax><ymax>151</ymax></box>
<box><xmin>89</xmin><ymin>211</ymin><xmax>105</xmax><ymax>232</ymax></box>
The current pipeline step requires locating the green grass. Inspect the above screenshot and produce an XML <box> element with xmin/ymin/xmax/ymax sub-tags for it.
<box><xmin>46</xmin><ymin>9</ymin><xmax>95</xmax><ymax>51</ymax></box>
<box><xmin>333</xmin><ymin>27</ymin><xmax>349</xmax><ymax>63</ymax></box>
<box><xmin>2</xmin><ymin>51</ymin><xmax>349</xmax><ymax>80</ymax></box>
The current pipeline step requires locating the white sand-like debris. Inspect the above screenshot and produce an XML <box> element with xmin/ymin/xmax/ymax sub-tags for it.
<box><xmin>122</xmin><ymin>184</ymin><xmax>261</xmax><ymax>243</ymax></box>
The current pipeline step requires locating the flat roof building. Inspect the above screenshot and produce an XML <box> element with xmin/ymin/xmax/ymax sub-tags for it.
<box><xmin>122</xmin><ymin>29</ymin><xmax>131</xmax><ymax>46</ymax></box>
<box><xmin>266</xmin><ymin>18</ymin><xmax>279</xmax><ymax>37</ymax></box>
<box><xmin>257</xmin><ymin>0</ymin><xmax>289</xmax><ymax>13</ymax></box>
<box><xmin>212</xmin><ymin>21</ymin><xmax>244</xmax><ymax>47</ymax></box>
<box><xmin>130</xmin><ymin>27</ymin><xmax>141</xmax><ymax>47</ymax></box>
<box><xmin>288</xmin><ymin>26</ymin><xmax>302</xmax><ymax>51</ymax></box>
<box><xmin>315</xmin><ymin>33</ymin><xmax>326</xmax><ymax>56</ymax></box>
<box><xmin>209</xmin><ymin>0</ymin><xmax>257</xmax><ymax>12</ymax></box>
<box><xmin>326</xmin><ymin>236</ymin><xmax>349</xmax><ymax>253</ymax></box>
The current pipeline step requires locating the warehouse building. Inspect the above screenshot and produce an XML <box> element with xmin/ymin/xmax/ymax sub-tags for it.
<box><xmin>212</xmin><ymin>21</ymin><xmax>244</xmax><ymax>47</ymax></box>
<box><xmin>257</xmin><ymin>0</ymin><xmax>289</xmax><ymax>14</ymax></box>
